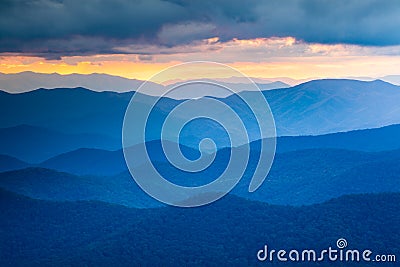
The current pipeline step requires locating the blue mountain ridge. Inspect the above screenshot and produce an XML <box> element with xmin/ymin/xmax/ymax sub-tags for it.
<box><xmin>1</xmin><ymin>123</ymin><xmax>400</xmax><ymax>173</ymax></box>
<box><xmin>0</xmin><ymin>154</ymin><xmax>30</xmax><ymax>172</ymax></box>
<box><xmin>0</xmin><ymin>124</ymin><xmax>121</xmax><ymax>163</ymax></box>
<box><xmin>2</xmin><ymin>119</ymin><xmax>400</xmax><ymax>170</ymax></box>
<box><xmin>1</xmin><ymin>79</ymin><xmax>400</xmax><ymax>150</ymax></box>
<box><xmin>1</xmin><ymin>188</ymin><xmax>398</xmax><ymax>266</ymax></box>
<box><xmin>1</xmin><ymin>147</ymin><xmax>399</xmax><ymax>207</ymax></box>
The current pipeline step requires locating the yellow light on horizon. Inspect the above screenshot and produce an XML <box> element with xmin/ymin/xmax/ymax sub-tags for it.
<box><xmin>1</xmin><ymin>53</ymin><xmax>400</xmax><ymax>83</ymax></box>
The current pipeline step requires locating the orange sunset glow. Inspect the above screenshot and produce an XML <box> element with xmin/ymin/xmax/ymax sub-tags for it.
<box><xmin>1</xmin><ymin>36</ymin><xmax>400</xmax><ymax>84</ymax></box>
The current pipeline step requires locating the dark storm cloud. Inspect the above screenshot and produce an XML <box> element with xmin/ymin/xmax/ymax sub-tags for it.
<box><xmin>0</xmin><ymin>0</ymin><xmax>399</xmax><ymax>58</ymax></box>
<box><xmin>251</xmin><ymin>0</ymin><xmax>400</xmax><ymax>47</ymax></box>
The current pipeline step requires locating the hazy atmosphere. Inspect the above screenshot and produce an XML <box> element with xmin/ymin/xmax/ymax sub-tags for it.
<box><xmin>1</xmin><ymin>1</ymin><xmax>399</xmax><ymax>266</ymax></box>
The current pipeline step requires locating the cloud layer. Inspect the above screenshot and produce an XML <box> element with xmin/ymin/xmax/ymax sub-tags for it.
<box><xmin>1</xmin><ymin>0</ymin><xmax>400</xmax><ymax>58</ymax></box>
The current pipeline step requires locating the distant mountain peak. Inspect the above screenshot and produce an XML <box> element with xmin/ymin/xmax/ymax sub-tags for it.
<box><xmin>0</xmin><ymin>72</ymin><xmax>159</xmax><ymax>94</ymax></box>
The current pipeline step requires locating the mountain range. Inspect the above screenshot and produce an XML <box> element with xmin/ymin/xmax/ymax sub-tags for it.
<box><xmin>1</xmin><ymin>75</ymin><xmax>399</xmax><ymax>266</ymax></box>
<box><xmin>1</xmin><ymin>77</ymin><xmax>400</xmax><ymax>205</ymax></box>
<box><xmin>2</xmin><ymin>71</ymin><xmax>400</xmax><ymax>94</ymax></box>
<box><xmin>1</xmin><ymin>188</ymin><xmax>398</xmax><ymax>266</ymax></box>
<box><xmin>262</xmin><ymin>79</ymin><xmax>400</xmax><ymax>136</ymax></box>
<box><xmin>1</xmin><ymin>146</ymin><xmax>399</xmax><ymax>207</ymax></box>
<box><xmin>0</xmin><ymin>72</ymin><xmax>289</xmax><ymax>97</ymax></box>
<box><xmin>0</xmin><ymin>124</ymin><xmax>120</xmax><ymax>163</ymax></box>
<box><xmin>0</xmin><ymin>71</ymin><xmax>152</xmax><ymax>93</ymax></box>
<box><xmin>1</xmin><ymin>122</ymin><xmax>400</xmax><ymax>172</ymax></box>
<box><xmin>1</xmin><ymin>79</ymin><xmax>400</xmax><ymax>149</ymax></box>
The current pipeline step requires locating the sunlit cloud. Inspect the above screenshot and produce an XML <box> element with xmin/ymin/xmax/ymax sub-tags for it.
<box><xmin>1</xmin><ymin>37</ymin><xmax>400</xmax><ymax>82</ymax></box>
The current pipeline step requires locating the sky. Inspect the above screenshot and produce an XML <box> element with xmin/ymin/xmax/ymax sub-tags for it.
<box><xmin>0</xmin><ymin>0</ymin><xmax>400</xmax><ymax>82</ymax></box>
